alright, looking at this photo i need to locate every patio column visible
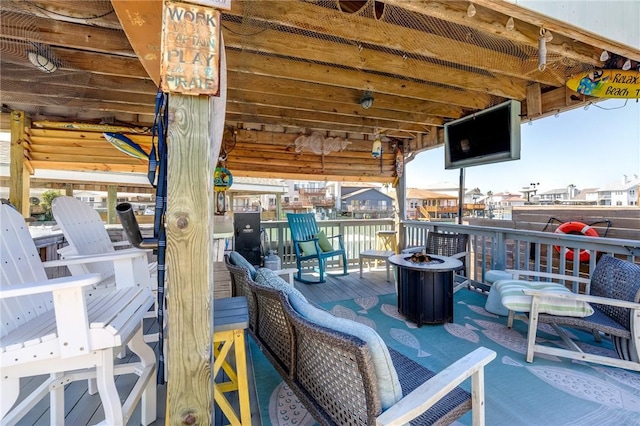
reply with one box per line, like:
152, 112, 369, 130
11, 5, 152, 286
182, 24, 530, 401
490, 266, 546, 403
164, 23, 226, 426
9, 111, 31, 217
395, 161, 407, 250
166, 93, 217, 424
107, 185, 117, 224
276, 193, 282, 220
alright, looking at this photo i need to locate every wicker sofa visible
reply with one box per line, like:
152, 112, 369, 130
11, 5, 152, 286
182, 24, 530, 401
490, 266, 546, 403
224, 253, 496, 425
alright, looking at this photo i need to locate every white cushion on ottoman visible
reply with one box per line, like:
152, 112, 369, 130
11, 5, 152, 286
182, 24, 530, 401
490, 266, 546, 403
494, 280, 594, 317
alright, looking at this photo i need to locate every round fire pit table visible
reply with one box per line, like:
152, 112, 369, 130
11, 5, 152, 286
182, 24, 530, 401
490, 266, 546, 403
389, 254, 463, 326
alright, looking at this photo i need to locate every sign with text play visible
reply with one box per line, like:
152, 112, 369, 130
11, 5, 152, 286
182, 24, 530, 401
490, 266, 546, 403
161, 1, 221, 95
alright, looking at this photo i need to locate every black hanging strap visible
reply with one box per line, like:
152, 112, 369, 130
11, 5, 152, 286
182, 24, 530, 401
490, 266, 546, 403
149, 89, 169, 384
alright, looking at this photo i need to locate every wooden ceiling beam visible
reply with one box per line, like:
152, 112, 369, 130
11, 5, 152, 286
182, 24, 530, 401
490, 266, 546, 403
383, 0, 602, 66
470, 0, 640, 62
11, 0, 122, 29
29, 161, 148, 173
1, 91, 156, 115
222, 20, 527, 100
228, 0, 568, 87
228, 72, 463, 118
0, 10, 135, 56
226, 104, 429, 135
226, 49, 491, 110
2, 79, 156, 105
29, 152, 145, 165
228, 89, 443, 127
48, 45, 149, 78
233, 168, 394, 184
0, 67, 158, 94
0, 177, 155, 194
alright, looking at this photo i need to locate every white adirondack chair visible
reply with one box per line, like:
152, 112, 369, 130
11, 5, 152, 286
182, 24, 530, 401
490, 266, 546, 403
52, 196, 157, 290
52, 196, 161, 340
0, 203, 157, 425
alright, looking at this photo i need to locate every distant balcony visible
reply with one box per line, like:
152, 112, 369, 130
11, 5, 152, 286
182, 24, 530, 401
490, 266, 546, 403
298, 187, 327, 196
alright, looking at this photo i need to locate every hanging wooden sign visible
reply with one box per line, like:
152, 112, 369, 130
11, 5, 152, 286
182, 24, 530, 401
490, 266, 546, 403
566, 69, 640, 99
160, 1, 221, 95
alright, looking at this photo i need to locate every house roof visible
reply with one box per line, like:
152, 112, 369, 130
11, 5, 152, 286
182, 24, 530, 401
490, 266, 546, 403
598, 177, 640, 191
407, 188, 457, 200
341, 187, 392, 201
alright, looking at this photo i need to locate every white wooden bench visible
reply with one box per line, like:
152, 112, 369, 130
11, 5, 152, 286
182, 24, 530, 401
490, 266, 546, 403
0, 203, 157, 425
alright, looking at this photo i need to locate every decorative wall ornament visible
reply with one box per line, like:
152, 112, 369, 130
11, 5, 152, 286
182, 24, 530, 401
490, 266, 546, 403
294, 132, 351, 155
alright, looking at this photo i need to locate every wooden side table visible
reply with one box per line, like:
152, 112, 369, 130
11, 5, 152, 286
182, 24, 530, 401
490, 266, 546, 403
376, 230, 397, 253
213, 296, 251, 425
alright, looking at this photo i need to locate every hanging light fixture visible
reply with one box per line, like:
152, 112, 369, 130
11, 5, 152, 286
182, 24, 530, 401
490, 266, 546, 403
359, 91, 374, 109
622, 58, 632, 70
600, 50, 610, 61
28, 51, 57, 73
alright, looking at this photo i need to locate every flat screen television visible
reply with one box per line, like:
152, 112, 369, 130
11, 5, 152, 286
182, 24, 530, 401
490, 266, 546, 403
444, 99, 521, 169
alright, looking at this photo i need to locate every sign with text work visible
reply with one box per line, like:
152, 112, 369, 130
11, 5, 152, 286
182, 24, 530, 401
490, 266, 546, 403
161, 1, 221, 95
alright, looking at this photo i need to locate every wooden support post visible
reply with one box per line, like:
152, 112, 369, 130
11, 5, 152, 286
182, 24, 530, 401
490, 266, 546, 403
166, 94, 216, 425
107, 185, 117, 224
65, 183, 73, 196
276, 193, 282, 220
395, 162, 407, 250
9, 111, 30, 217
526, 83, 542, 118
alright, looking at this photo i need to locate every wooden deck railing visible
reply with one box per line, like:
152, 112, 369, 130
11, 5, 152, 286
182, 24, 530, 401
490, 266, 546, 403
33, 218, 640, 286
401, 221, 640, 284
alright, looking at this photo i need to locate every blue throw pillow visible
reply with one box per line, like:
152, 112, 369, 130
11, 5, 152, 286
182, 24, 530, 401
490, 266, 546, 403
288, 292, 403, 410
229, 251, 257, 280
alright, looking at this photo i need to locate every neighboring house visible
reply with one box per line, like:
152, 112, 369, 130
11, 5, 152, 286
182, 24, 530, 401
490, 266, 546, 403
406, 188, 458, 220
279, 180, 338, 215
483, 191, 526, 220
486, 191, 527, 208
569, 188, 599, 205
596, 175, 639, 206
538, 185, 580, 204
341, 187, 394, 219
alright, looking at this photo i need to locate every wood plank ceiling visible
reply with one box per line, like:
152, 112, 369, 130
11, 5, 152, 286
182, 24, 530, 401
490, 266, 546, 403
1, 0, 637, 183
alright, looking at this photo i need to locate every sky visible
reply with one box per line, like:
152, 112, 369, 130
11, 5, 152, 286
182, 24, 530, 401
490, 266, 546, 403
406, 98, 640, 194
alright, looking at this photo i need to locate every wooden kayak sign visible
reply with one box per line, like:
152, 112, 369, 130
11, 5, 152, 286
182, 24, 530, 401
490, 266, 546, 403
566, 69, 640, 99
161, 1, 221, 95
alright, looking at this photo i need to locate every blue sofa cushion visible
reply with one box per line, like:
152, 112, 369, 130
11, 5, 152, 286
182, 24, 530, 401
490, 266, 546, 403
229, 251, 257, 280
288, 292, 403, 410
254, 268, 308, 302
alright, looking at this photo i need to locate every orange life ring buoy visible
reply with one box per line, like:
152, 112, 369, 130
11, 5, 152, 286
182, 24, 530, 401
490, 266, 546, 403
553, 221, 599, 262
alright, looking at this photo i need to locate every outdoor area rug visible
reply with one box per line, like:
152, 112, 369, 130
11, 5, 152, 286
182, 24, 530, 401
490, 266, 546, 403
249, 289, 640, 426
